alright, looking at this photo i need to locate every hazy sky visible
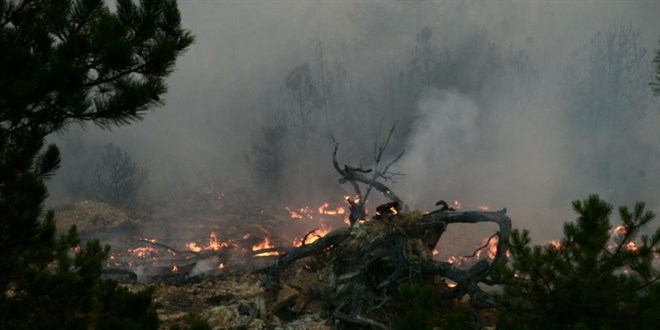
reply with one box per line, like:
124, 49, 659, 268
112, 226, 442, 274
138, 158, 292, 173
49, 0, 660, 242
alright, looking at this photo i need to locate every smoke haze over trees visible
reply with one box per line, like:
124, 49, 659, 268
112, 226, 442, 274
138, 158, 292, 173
48, 0, 660, 242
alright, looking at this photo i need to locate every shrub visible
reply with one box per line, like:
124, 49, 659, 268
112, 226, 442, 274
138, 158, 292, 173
2, 224, 158, 329
394, 283, 474, 330
93, 143, 149, 210
496, 194, 660, 329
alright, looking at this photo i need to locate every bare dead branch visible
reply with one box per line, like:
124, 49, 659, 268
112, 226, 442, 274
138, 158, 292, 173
379, 149, 405, 181
259, 228, 350, 290
417, 209, 512, 265
331, 126, 406, 223
301, 227, 320, 246
462, 232, 499, 259
363, 125, 405, 205
331, 138, 363, 198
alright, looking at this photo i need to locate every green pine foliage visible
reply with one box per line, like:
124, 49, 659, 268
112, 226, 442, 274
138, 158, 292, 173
98, 281, 159, 330
394, 283, 474, 330
395, 283, 441, 330
495, 195, 660, 329
0, 0, 193, 328
4, 225, 159, 329
0, 0, 194, 133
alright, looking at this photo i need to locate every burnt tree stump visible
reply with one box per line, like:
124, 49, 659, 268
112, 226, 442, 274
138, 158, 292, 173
260, 128, 513, 328
260, 208, 511, 328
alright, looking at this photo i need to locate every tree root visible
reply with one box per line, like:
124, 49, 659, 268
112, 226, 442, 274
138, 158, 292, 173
258, 208, 512, 327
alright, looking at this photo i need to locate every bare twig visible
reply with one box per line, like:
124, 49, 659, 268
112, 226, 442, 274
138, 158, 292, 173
461, 232, 499, 259
330, 126, 406, 226
301, 228, 320, 246
364, 125, 405, 204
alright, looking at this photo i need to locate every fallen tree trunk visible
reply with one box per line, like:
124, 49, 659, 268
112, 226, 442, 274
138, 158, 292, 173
260, 227, 349, 291
259, 208, 512, 328
258, 129, 513, 327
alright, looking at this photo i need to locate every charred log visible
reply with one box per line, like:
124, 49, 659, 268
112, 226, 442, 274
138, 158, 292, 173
417, 208, 511, 265
259, 208, 512, 327
259, 227, 350, 291
254, 130, 515, 327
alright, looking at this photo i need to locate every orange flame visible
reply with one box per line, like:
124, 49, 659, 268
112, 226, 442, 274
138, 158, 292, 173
252, 236, 278, 257
318, 202, 346, 215
128, 246, 159, 258
292, 227, 331, 247
447, 256, 468, 265
488, 239, 498, 259
343, 217, 351, 226
612, 225, 627, 236
186, 242, 202, 252
547, 240, 562, 250
609, 225, 639, 253
285, 207, 303, 219
318, 202, 330, 214
345, 195, 361, 204
186, 232, 231, 252
207, 232, 230, 250
172, 264, 178, 273
475, 237, 498, 260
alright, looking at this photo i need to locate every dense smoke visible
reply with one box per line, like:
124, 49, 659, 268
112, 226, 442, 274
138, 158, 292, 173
48, 0, 659, 242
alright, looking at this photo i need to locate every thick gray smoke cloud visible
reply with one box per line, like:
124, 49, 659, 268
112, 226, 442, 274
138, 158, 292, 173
398, 89, 482, 203
48, 0, 659, 242
398, 83, 572, 241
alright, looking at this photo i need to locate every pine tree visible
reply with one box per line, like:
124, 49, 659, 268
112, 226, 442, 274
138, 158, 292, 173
0, 0, 193, 328
495, 195, 660, 329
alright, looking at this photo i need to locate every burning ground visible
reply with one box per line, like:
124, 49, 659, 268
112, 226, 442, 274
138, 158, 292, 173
53, 197, 338, 328
54, 189, 512, 328
52, 184, 658, 330
54, 195, 348, 283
